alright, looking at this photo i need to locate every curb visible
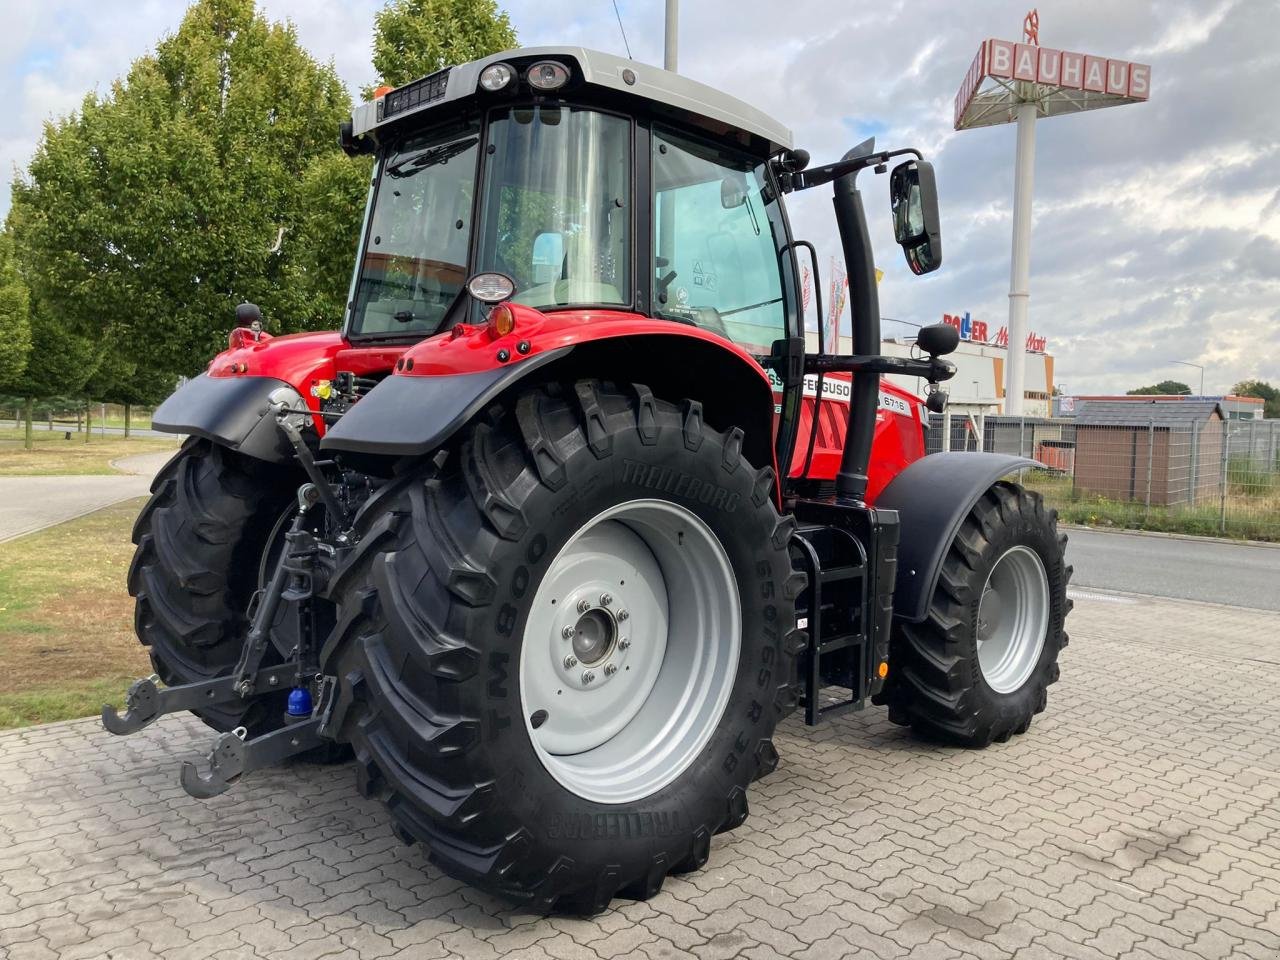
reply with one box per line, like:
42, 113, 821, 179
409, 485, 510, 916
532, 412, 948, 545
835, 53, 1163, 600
1060, 522, 1279, 550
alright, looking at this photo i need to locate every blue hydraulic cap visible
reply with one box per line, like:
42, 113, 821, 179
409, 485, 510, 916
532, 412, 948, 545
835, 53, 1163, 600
287, 686, 313, 717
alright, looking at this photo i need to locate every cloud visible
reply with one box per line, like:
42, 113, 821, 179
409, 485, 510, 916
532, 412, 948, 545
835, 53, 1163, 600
0, 0, 1276, 394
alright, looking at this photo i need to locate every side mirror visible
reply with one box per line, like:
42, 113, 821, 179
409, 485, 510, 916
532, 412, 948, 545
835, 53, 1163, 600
531, 232, 565, 285
889, 160, 942, 275
917, 322, 959, 357
720, 176, 748, 209
235, 302, 262, 328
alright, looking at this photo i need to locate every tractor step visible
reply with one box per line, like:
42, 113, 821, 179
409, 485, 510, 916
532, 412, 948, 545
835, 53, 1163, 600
101, 667, 293, 736
791, 502, 900, 726
791, 524, 869, 725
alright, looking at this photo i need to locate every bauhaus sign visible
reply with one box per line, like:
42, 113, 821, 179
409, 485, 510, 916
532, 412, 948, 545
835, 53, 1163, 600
955, 38, 1151, 129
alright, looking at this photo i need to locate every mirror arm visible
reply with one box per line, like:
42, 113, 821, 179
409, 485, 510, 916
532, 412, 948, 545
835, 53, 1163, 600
783, 147, 922, 193
806, 353, 957, 384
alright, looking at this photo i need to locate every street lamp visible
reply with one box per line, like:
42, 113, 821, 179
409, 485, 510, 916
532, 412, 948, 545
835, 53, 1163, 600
1169, 360, 1205, 397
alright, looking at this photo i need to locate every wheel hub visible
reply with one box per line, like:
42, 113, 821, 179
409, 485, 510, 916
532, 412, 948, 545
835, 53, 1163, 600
571, 607, 616, 664
551, 589, 637, 691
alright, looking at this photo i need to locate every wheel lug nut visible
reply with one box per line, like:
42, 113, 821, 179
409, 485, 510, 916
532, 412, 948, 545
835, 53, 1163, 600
599, 593, 612, 606
561, 626, 574, 639
619, 638, 630, 650
577, 598, 592, 613
617, 609, 629, 621
564, 655, 578, 669
581, 671, 596, 684
604, 664, 617, 677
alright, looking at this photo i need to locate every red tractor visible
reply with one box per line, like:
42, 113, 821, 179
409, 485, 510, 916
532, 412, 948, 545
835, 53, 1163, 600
105, 47, 1071, 913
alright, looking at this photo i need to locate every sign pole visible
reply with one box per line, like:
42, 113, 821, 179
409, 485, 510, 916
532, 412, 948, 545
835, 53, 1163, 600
1005, 99, 1037, 415
664, 0, 678, 71
953, 12, 1150, 415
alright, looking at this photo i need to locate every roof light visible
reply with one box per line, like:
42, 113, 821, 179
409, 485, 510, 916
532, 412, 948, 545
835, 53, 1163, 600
479, 62, 515, 92
527, 60, 570, 92
372, 84, 394, 99
467, 272, 516, 304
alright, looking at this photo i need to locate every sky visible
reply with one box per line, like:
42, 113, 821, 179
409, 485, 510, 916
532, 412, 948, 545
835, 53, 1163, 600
1, 0, 1277, 396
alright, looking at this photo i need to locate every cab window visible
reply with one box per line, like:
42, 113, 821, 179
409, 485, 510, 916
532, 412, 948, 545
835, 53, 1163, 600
476, 105, 631, 310
350, 121, 480, 337
652, 128, 790, 355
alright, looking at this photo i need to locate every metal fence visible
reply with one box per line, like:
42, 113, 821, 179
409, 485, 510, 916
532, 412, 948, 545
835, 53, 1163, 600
925, 413, 1280, 541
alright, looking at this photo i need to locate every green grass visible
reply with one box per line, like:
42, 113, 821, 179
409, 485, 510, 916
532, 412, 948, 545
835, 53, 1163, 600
0, 428, 177, 475
0, 499, 152, 730
1228, 455, 1278, 497
0, 677, 141, 731
1019, 468, 1280, 542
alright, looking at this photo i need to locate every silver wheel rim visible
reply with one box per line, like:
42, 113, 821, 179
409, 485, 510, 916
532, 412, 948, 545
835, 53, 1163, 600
977, 545, 1050, 694
520, 499, 740, 804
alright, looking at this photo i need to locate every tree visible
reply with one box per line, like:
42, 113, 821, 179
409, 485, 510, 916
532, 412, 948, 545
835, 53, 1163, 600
83, 343, 176, 438
2, 193, 100, 448
1127, 380, 1191, 396
371, 0, 517, 89
1232, 380, 1280, 419
7, 0, 354, 382
1, 302, 98, 449
0, 231, 32, 389
291, 152, 374, 324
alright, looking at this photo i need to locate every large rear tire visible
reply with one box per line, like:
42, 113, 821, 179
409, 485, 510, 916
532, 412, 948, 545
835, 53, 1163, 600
128, 439, 298, 734
886, 482, 1071, 747
323, 381, 804, 912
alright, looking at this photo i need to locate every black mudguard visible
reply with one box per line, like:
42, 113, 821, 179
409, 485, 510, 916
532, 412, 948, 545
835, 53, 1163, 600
876, 452, 1040, 623
320, 348, 570, 457
152, 373, 298, 463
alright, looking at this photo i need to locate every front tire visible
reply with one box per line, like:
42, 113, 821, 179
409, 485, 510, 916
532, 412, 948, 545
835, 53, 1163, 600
886, 482, 1071, 747
323, 381, 804, 912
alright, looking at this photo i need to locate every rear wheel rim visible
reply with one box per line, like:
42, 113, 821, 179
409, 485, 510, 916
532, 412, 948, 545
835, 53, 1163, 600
976, 544, 1050, 694
520, 499, 740, 804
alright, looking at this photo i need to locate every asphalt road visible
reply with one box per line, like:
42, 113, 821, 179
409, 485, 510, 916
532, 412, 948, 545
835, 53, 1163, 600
6, 420, 167, 438
1065, 525, 1280, 611
0, 450, 173, 542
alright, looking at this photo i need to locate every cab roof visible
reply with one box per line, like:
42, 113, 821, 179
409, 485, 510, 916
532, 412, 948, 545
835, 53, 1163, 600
350, 46, 793, 154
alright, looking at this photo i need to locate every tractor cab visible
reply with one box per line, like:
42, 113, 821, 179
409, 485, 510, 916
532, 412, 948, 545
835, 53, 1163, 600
340, 48, 797, 357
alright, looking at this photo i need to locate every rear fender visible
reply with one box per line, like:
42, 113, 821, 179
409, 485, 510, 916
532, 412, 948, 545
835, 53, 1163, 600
321, 326, 780, 491
151, 374, 304, 464
875, 453, 1039, 623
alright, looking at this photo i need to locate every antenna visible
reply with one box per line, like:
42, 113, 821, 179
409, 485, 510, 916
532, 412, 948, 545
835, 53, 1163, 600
610, 0, 633, 59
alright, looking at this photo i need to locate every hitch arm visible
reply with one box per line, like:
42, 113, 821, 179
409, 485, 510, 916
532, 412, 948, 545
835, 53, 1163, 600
180, 717, 325, 798
101, 666, 293, 736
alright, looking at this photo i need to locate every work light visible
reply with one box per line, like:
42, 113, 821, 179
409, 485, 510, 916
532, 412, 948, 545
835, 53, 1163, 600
527, 61, 570, 91
467, 272, 516, 304
479, 62, 515, 92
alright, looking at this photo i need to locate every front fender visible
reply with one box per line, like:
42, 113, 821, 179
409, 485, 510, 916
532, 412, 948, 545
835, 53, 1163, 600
875, 453, 1039, 623
152, 374, 302, 463
320, 348, 572, 457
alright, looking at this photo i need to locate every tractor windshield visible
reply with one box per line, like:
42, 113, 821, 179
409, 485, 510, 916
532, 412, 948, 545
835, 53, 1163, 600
348, 120, 481, 336
476, 105, 631, 310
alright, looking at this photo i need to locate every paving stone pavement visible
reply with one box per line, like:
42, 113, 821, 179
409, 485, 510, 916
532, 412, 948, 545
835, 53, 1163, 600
1, 588, 1278, 960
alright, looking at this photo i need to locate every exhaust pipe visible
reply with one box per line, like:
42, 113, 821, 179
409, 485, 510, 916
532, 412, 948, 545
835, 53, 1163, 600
830, 143, 881, 504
